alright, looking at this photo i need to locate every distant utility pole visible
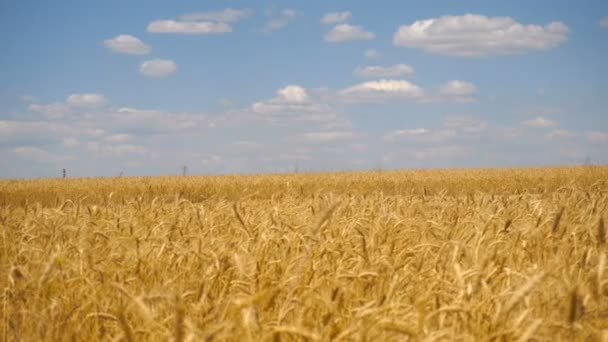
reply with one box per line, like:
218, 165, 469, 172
62, 168, 66, 179
182, 165, 188, 177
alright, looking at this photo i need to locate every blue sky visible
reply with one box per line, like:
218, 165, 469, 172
1, 1, 607, 178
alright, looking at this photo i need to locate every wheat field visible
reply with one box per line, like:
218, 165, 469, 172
1, 166, 608, 341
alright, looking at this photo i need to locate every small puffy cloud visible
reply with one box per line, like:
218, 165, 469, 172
140, 59, 177, 78
277, 85, 309, 103
299, 131, 355, 143
522, 116, 557, 128
264, 9, 296, 32
105, 134, 132, 143
364, 49, 381, 59
354, 64, 414, 78
321, 11, 351, 25
343, 79, 420, 93
252, 85, 322, 115
600, 17, 608, 28
340, 79, 423, 103
325, 24, 375, 42
384, 128, 429, 141
587, 131, 608, 143
439, 80, 477, 96
443, 115, 487, 133
66, 93, 107, 107
180, 8, 251, 22
393, 14, 569, 56
148, 20, 231, 34
148, 8, 250, 34
547, 129, 576, 139
251, 85, 349, 128
104, 35, 150, 55
252, 85, 313, 115
438, 80, 478, 103
384, 128, 456, 143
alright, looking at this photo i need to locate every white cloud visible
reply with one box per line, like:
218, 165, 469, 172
13, 146, 70, 163
439, 80, 478, 96
63, 137, 79, 148
87, 128, 106, 137
86, 142, 150, 157
104, 35, 150, 55
393, 14, 569, 56
325, 24, 375, 42
105, 134, 132, 143
250, 85, 350, 128
252, 85, 325, 115
277, 85, 309, 103
140, 59, 177, 78
180, 8, 251, 22
443, 115, 487, 133
264, 9, 296, 32
28, 102, 68, 119
321, 11, 352, 25
385, 115, 486, 143
340, 79, 423, 103
10, 96, 217, 153
28, 93, 106, 119
438, 80, 478, 102
414, 145, 470, 160
587, 131, 608, 143
112, 107, 211, 133
384, 128, 456, 143
364, 49, 381, 59
384, 128, 429, 141
0, 120, 68, 143
252, 85, 314, 115
354, 64, 414, 78
148, 8, 251, 34
547, 129, 576, 139
343, 79, 420, 93
66, 93, 107, 107
14, 146, 51, 160
100, 144, 149, 157
500, 127, 524, 140
200, 154, 223, 165
522, 117, 557, 128
148, 20, 231, 34
600, 17, 608, 28
300, 131, 355, 143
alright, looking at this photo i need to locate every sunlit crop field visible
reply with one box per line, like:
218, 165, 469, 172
2, 166, 608, 341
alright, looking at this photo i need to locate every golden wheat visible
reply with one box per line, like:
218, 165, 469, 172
1, 166, 607, 341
